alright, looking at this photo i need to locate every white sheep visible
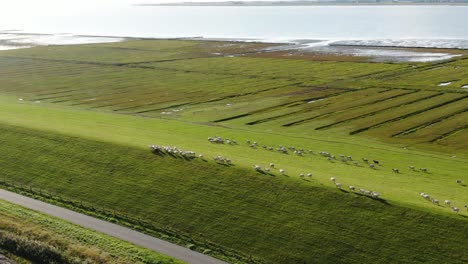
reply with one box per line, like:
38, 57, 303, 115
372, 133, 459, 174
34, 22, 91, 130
330, 177, 336, 182
348, 186, 355, 191
279, 169, 285, 174
335, 182, 342, 188
444, 200, 451, 206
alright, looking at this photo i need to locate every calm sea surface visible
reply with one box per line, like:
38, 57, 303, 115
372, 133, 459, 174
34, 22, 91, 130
1, 5, 468, 48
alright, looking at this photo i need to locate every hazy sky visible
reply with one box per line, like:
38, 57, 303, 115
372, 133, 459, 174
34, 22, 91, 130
1, 0, 227, 15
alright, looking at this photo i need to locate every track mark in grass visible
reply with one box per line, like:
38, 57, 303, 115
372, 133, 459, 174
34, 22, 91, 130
429, 124, 468, 143
350, 95, 468, 135
316, 92, 443, 130
392, 107, 468, 138
35, 89, 78, 97
31, 94, 78, 101
213, 114, 250, 123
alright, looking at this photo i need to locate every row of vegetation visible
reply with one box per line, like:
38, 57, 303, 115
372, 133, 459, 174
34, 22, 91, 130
0, 200, 183, 264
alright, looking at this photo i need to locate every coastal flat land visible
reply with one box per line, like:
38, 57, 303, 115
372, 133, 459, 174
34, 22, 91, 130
0, 39, 466, 263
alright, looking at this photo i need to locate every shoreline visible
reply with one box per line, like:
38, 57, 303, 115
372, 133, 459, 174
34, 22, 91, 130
0, 32, 466, 62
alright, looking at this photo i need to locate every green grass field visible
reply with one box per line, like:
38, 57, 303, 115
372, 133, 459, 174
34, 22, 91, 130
0, 200, 183, 264
0, 40, 467, 263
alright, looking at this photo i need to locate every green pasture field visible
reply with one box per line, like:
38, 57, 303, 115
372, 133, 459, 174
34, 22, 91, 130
0, 109, 466, 263
0, 40, 466, 149
0, 200, 183, 264
0, 39, 272, 64
0, 40, 467, 263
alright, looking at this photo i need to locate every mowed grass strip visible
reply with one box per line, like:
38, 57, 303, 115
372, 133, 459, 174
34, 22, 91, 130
348, 93, 467, 135
276, 88, 410, 127
369, 97, 468, 140
0, 123, 467, 264
406, 111, 468, 147
315, 91, 441, 130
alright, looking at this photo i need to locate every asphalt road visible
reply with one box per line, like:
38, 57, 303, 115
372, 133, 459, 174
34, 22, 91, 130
0, 189, 228, 264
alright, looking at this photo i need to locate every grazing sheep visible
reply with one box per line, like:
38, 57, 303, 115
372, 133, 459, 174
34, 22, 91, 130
359, 188, 365, 194
307, 173, 312, 177
371, 192, 379, 198
420, 168, 428, 173
420, 193, 430, 200
451, 207, 460, 213
309, 150, 314, 154
330, 177, 336, 182
348, 186, 355, 191
373, 160, 379, 165
299, 173, 304, 177
254, 165, 262, 171
198, 154, 203, 159
362, 158, 369, 163
352, 161, 359, 166
456, 179, 462, 184
269, 163, 275, 168
264, 168, 270, 172
409, 165, 415, 171
431, 199, 439, 205
279, 169, 285, 174
335, 182, 342, 188
208, 136, 224, 144
369, 164, 376, 169
465, 205, 468, 211
392, 168, 400, 173
444, 200, 451, 206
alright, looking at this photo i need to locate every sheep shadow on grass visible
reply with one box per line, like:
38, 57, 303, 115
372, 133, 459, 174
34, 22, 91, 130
340, 189, 390, 205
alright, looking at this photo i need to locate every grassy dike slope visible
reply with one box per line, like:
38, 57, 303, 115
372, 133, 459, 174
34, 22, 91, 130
0, 200, 183, 264
0, 98, 467, 263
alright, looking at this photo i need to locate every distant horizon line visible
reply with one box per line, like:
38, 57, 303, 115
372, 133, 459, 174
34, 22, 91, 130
136, 0, 468, 6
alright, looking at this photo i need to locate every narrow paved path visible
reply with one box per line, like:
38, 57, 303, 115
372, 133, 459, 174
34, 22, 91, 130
0, 189, 228, 264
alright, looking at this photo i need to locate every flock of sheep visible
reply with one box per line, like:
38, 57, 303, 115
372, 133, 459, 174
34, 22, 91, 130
148, 135, 466, 214
419, 192, 466, 213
